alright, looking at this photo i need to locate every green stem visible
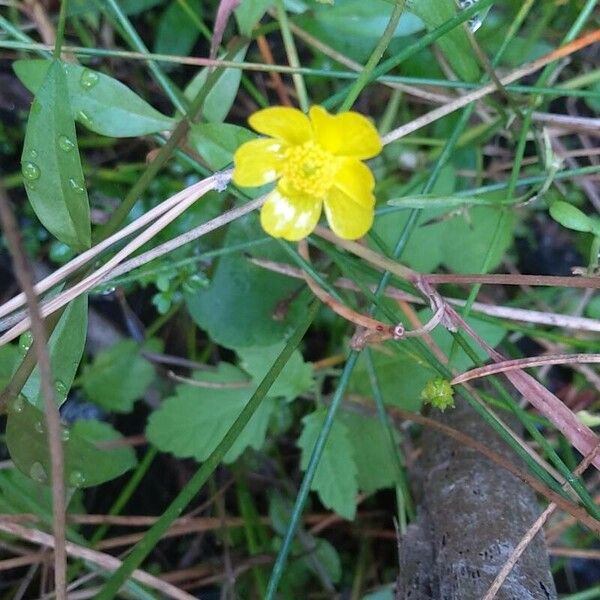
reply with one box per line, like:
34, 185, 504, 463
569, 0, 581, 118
275, 0, 308, 111
95, 301, 319, 600
53, 0, 69, 60
339, 0, 406, 111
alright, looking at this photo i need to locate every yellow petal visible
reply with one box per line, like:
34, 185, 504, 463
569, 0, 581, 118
249, 107, 312, 145
332, 158, 375, 205
323, 186, 374, 240
233, 138, 285, 187
260, 183, 322, 241
309, 105, 382, 159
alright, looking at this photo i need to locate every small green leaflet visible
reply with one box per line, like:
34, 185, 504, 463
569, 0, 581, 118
19, 295, 88, 409
550, 200, 599, 235
81, 339, 155, 413
298, 409, 358, 520
146, 363, 276, 463
6, 399, 136, 488
154, 0, 202, 60
14, 59, 175, 137
21, 61, 90, 249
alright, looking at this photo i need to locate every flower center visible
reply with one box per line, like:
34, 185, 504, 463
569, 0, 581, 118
281, 140, 335, 197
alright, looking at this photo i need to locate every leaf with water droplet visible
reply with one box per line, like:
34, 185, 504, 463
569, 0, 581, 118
20, 60, 90, 249
6, 400, 137, 488
14, 60, 175, 137
58, 135, 75, 152
18, 331, 33, 355
19, 295, 87, 409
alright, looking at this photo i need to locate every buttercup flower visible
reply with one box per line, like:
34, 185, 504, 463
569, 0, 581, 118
233, 106, 382, 241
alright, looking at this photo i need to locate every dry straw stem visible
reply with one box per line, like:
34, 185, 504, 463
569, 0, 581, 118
249, 257, 600, 334
382, 27, 600, 144
480, 441, 600, 600
0, 187, 67, 600
453, 354, 600, 385
0, 521, 196, 600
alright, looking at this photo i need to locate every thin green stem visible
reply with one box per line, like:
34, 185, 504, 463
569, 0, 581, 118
275, 0, 308, 111
95, 301, 319, 600
339, 0, 406, 111
53, 0, 69, 60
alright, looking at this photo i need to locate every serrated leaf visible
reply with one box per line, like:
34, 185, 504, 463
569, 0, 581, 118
6, 400, 136, 488
81, 340, 155, 413
298, 409, 358, 520
340, 412, 400, 493
146, 363, 275, 463
184, 45, 247, 122
20, 295, 88, 409
186, 215, 305, 349
155, 0, 202, 60
20, 61, 90, 249
14, 59, 175, 137
408, 0, 480, 81
549, 201, 596, 234
237, 342, 313, 401
189, 122, 256, 170
234, 0, 273, 35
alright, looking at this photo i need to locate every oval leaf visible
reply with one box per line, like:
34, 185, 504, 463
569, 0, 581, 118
21, 60, 90, 249
549, 200, 595, 234
14, 59, 175, 137
18, 295, 88, 409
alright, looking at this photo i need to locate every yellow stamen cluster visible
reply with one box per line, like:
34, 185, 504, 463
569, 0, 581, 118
281, 140, 335, 197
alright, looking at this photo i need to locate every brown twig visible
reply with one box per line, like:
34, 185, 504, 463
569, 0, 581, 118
0, 186, 67, 599
256, 35, 292, 106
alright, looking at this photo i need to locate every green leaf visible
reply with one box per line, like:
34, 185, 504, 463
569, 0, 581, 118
20, 61, 90, 249
14, 59, 175, 137
549, 200, 596, 234
81, 340, 155, 413
237, 342, 313, 401
340, 412, 400, 493
408, 0, 480, 81
350, 347, 435, 412
0, 344, 20, 390
154, 0, 202, 59
146, 363, 276, 463
189, 122, 256, 170
183, 45, 247, 122
6, 400, 136, 488
186, 216, 305, 348
298, 409, 358, 520
234, 0, 273, 35
20, 295, 88, 409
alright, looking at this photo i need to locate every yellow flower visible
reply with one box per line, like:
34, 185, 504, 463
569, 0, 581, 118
233, 106, 382, 241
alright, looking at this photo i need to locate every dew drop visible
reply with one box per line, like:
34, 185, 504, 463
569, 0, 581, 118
58, 135, 75, 152
22, 161, 41, 181
34, 420, 45, 434
29, 149, 38, 159
68, 178, 85, 194
77, 110, 93, 127
79, 69, 99, 90
10, 394, 26, 414
30, 462, 47, 483
54, 380, 68, 402
61, 429, 71, 442
19, 331, 33, 354
69, 470, 86, 488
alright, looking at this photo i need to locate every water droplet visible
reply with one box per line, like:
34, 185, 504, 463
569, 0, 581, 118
79, 69, 99, 90
77, 110, 93, 127
69, 470, 85, 488
68, 178, 85, 194
58, 135, 75, 152
54, 380, 68, 402
19, 331, 33, 354
30, 462, 47, 483
10, 394, 26, 414
34, 420, 45, 434
22, 161, 40, 181
61, 429, 70, 442
29, 149, 38, 159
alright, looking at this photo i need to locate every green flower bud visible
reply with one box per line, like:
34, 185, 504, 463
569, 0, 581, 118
421, 377, 455, 411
